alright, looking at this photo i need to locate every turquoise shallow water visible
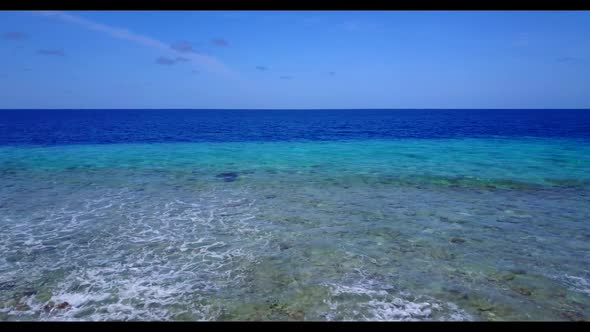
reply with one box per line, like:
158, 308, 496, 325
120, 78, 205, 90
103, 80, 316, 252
1, 137, 590, 320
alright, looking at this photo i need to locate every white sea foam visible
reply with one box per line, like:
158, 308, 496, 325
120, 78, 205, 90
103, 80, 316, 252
562, 275, 590, 295
0, 185, 267, 320
323, 283, 472, 321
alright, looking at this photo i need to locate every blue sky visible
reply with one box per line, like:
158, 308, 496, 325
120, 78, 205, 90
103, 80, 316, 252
0, 10, 589, 109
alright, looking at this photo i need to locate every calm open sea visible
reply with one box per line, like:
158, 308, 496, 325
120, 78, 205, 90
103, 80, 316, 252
1, 109, 589, 321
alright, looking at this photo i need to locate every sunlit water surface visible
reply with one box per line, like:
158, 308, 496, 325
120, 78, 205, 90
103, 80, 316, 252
1, 110, 589, 321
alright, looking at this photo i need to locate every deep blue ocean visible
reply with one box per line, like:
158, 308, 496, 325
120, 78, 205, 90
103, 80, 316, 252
2, 109, 590, 145
1, 109, 589, 321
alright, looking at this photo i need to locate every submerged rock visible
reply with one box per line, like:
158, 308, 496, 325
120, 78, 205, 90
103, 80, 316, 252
470, 297, 495, 312
15, 302, 30, 311
496, 218, 519, 224
56, 301, 70, 309
514, 286, 533, 296
22, 288, 37, 297
37, 290, 52, 303
286, 308, 305, 320
0, 281, 16, 291
544, 178, 584, 188
500, 273, 516, 282
429, 247, 456, 260
443, 286, 469, 300
561, 310, 586, 321
477, 304, 494, 312
486, 271, 517, 283
43, 301, 55, 312
508, 268, 527, 275
450, 237, 466, 244
216, 172, 239, 182
173, 312, 195, 320
279, 242, 291, 251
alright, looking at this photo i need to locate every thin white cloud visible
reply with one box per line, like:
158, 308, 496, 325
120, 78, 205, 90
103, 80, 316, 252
2, 31, 28, 40
211, 38, 229, 47
155, 56, 176, 65
219, 12, 250, 20
301, 16, 323, 28
556, 56, 585, 64
341, 20, 382, 32
37, 48, 65, 56
32, 11, 234, 76
171, 41, 195, 53
513, 33, 530, 48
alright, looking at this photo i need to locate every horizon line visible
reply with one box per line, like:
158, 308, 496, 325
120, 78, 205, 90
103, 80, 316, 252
1, 108, 590, 111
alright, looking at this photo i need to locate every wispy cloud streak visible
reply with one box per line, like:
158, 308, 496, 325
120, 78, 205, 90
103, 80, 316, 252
154, 56, 191, 65
37, 49, 65, 56
556, 56, 585, 64
156, 56, 176, 65
2, 31, 28, 40
33, 11, 233, 76
170, 41, 195, 53
211, 38, 229, 47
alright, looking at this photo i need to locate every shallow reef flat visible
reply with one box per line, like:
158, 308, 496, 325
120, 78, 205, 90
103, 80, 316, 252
1, 138, 589, 321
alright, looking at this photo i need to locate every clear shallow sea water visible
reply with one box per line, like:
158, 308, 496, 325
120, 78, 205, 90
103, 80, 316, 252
1, 109, 590, 321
